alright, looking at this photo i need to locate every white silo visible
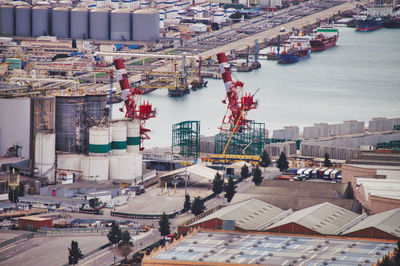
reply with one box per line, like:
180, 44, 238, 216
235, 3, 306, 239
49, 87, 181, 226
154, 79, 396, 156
70, 8, 89, 39
159, 9, 165, 28
81, 156, 109, 181
52, 7, 70, 38
15, 6, 32, 36
57, 153, 83, 171
89, 126, 110, 156
35, 132, 56, 183
109, 153, 142, 181
32, 6, 50, 37
132, 9, 159, 41
90, 8, 110, 40
111, 121, 127, 155
0, 5, 15, 36
127, 120, 140, 153
110, 9, 131, 41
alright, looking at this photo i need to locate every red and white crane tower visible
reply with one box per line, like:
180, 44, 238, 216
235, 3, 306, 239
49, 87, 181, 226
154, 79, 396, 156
113, 58, 156, 150
217, 52, 257, 135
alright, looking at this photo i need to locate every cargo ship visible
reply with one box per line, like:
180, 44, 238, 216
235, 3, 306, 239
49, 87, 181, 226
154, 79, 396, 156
278, 35, 311, 64
309, 25, 339, 52
355, 14, 384, 31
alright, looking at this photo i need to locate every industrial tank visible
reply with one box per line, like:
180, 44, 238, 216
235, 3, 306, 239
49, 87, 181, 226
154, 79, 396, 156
110, 9, 131, 41
70, 8, 89, 39
0, 5, 15, 36
109, 153, 142, 181
85, 94, 107, 121
127, 120, 140, 153
32, 6, 50, 37
52, 7, 69, 38
15, 6, 32, 36
35, 132, 56, 182
89, 126, 110, 156
132, 9, 160, 41
55, 96, 86, 153
111, 122, 127, 155
89, 9, 110, 40
81, 156, 109, 181
57, 154, 83, 171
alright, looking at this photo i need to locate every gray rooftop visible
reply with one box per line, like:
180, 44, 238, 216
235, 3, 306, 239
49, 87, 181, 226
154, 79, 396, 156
189, 199, 292, 231
265, 202, 361, 235
342, 208, 400, 238
148, 230, 396, 265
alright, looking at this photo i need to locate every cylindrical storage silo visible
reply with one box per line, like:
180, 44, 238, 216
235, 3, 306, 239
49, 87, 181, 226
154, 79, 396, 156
159, 9, 165, 29
127, 120, 140, 153
110, 9, 131, 41
70, 8, 89, 39
32, 6, 50, 37
35, 132, 56, 182
89, 9, 110, 40
15, 6, 32, 36
89, 126, 110, 156
24, 184, 30, 195
132, 9, 159, 41
57, 154, 83, 171
109, 153, 142, 181
85, 94, 107, 121
56, 96, 86, 153
111, 122, 127, 155
34, 180, 41, 193
81, 156, 109, 181
0, 5, 15, 36
52, 7, 70, 38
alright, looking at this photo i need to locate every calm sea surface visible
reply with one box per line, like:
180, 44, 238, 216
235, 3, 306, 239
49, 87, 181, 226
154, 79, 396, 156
113, 27, 400, 148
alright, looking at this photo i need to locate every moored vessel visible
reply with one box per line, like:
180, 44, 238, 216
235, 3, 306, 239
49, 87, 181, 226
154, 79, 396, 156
310, 25, 339, 52
278, 35, 311, 64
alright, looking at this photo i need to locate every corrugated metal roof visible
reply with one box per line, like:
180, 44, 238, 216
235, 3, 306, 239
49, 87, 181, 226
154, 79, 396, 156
189, 199, 290, 231
342, 208, 400, 238
265, 202, 361, 235
356, 178, 400, 200
149, 231, 396, 265
160, 164, 221, 181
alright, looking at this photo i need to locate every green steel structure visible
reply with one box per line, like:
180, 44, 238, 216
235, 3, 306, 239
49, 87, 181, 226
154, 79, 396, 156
172, 121, 200, 158
214, 121, 265, 155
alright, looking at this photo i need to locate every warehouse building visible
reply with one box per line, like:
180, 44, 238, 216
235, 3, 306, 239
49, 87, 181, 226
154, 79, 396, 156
18, 216, 52, 231
143, 229, 397, 266
342, 208, 400, 240
181, 199, 292, 233
265, 202, 365, 235
40, 182, 121, 198
264, 141, 297, 158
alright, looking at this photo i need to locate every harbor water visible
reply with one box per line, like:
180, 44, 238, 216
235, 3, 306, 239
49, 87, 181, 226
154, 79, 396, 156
113, 27, 400, 148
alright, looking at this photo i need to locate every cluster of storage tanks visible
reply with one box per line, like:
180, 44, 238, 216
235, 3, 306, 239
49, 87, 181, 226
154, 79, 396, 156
0, 5, 159, 41
31, 95, 143, 183
56, 120, 143, 182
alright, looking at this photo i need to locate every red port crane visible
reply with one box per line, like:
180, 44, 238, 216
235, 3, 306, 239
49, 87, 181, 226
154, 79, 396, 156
113, 58, 156, 149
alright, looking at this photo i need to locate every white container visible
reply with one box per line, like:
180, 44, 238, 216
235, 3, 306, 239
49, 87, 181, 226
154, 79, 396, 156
81, 156, 109, 181
111, 122, 127, 155
35, 132, 56, 182
127, 120, 140, 153
89, 126, 110, 156
109, 154, 142, 181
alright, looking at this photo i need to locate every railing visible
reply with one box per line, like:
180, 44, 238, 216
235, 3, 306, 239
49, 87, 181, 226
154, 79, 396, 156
0, 232, 35, 248
111, 211, 180, 220
38, 227, 138, 234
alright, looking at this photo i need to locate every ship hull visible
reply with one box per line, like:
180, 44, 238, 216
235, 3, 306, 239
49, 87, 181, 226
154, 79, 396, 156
278, 49, 311, 64
310, 37, 338, 52
355, 18, 384, 31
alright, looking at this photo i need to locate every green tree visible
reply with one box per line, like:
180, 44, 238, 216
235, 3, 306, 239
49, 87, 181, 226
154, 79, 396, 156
252, 165, 263, 186
260, 150, 272, 167
277, 152, 289, 172
380, 255, 392, 266
118, 244, 132, 264
158, 212, 171, 238
224, 178, 236, 203
394, 240, 400, 265
183, 194, 191, 212
119, 230, 133, 247
212, 172, 224, 196
107, 222, 122, 246
72, 39, 77, 49
191, 196, 205, 216
240, 164, 250, 181
68, 240, 83, 265
89, 197, 101, 210
323, 153, 332, 167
